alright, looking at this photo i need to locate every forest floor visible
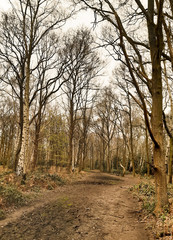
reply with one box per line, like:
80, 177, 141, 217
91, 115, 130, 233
0, 170, 156, 240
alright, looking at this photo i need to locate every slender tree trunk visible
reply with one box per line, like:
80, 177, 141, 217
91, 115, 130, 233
78, 140, 82, 172
102, 139, 106, 172
123, 144, 126, 169
14, 126, 22, 171
14, 91, 23, 171
107, 141, 111, 172
32, 123, 41, 170
99, 146, 102, 171
145, 126, 150, 176
168, 138, 173, 184
128, 93, 135, 177
17, 64, 30, 176
68, 100, 74, 172
82, 135, 87, 170
79, 137, 87, 172
116, 145, 119, 170
90, 143, 94, 170
69, 133, 73, 172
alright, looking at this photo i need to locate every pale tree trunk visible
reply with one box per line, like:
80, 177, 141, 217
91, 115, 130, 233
13, 124, 21, 170
17, 64, 30, 176
14, 90, 24, 171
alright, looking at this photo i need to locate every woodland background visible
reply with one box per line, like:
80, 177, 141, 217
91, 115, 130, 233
0, 0, 173, 214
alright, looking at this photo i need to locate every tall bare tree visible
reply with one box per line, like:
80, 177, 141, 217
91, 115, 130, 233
94, 87, 118, 172
78, 0, 168, 212
0, 0, 73, 176
60, 28, 101, 172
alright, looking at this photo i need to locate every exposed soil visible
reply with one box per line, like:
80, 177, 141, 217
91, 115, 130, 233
0, 171, 154, 240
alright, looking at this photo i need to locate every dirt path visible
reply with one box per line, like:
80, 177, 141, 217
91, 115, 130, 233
0, 171, 153, 240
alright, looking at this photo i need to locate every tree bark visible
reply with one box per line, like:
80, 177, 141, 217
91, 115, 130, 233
127, 88, 135, 177
168, 138, 173, 184
145, 126, 150, 176
148, 0, 168, 212
17, 64, 30, 176
14, 88, 24, 171
68, 100, 74, 172
107, 141, 111, 172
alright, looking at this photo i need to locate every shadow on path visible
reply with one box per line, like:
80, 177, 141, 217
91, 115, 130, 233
0, 171, 152, 240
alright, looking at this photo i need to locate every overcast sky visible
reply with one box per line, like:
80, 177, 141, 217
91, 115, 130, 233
0, 0, 11, 11
0, 0, 95, 28
0, 0, 125, 86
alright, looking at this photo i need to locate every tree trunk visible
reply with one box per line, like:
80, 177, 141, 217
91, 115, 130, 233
152, 52, 168, 212
147, 0, 168, 213
163, 61, 173, 184
145, 126, 150, 176
90, 143, 94, 170
128, 92, 135, 177
168, 138, 173, 184
14, 90, 24, 171
17, 64, 30, 176
32, 123, 41, 170
122, 144, 126, 169
14, 126, 22, 171
107, 141, 111, 172
68, 100, 74, 172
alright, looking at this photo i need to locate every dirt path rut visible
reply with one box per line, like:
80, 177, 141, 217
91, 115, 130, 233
0, 171, 152, 240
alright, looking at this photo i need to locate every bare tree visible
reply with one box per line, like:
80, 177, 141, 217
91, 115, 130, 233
93, 87, 118, 172
60, 28, 101, 172
78, 0, 168, 212
0, 0, 73, 176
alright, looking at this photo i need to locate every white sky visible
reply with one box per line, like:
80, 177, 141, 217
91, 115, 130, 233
0, 0, 148, 13
0, 0, 11, 11
0, 0, 96, 32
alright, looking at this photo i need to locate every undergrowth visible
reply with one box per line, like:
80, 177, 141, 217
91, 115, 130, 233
0, 209, 5, 220
25, 172, 66, 192
132, 182, 156, 214
0, 184, 28, 220
132, 181, 173, 238
0, 170, 67, 220
0, 185, 27, 207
